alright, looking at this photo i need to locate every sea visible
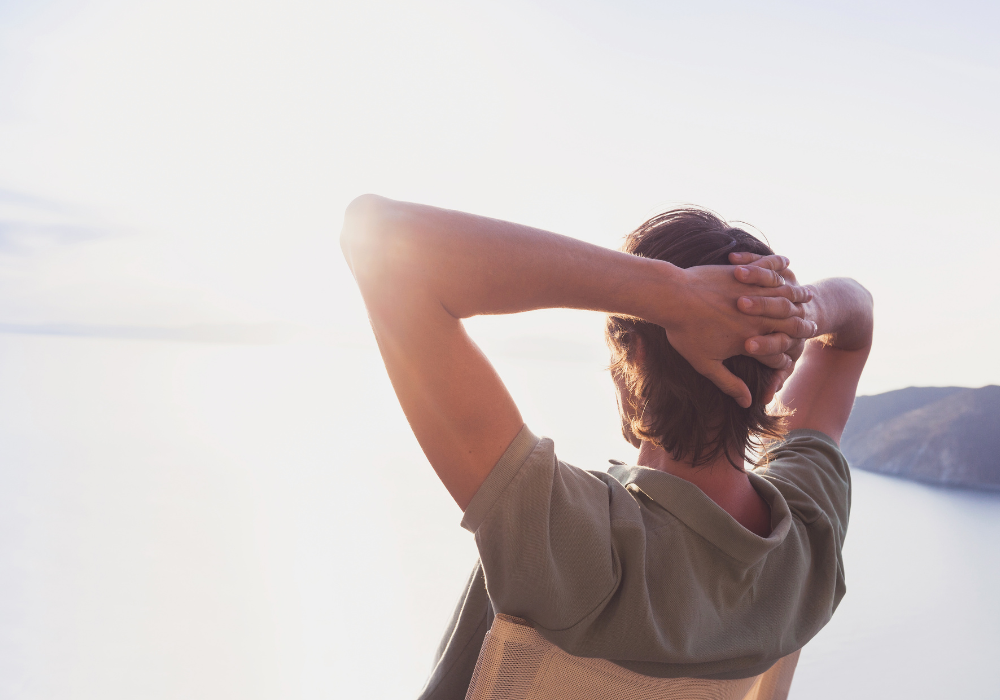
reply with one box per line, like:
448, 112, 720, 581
1, 331, 998, 699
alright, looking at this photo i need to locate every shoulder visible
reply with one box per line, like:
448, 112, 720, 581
462, 426, 642, 534
753, 428, 851, 538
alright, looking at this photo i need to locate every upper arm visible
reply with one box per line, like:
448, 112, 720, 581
340, 196, 524, 510
776, 339, 872, 444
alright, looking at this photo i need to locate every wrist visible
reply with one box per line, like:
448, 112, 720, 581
803, 279, 874, 350
630, 258, 685, 326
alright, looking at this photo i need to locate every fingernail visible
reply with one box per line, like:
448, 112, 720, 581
739, 296, 752, 309
737, 266, 748, 278
747, 340, 759, 353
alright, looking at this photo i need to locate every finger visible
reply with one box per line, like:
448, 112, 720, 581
785, 284, 812, 303
772, 365, 793, 395
784, 336, 806, 362
747, 254, 790, 271
753, 352, 793, 370
779, 266, 799, 285
741, 283, 812, 303
700, 361, 752, 408
765, 316, 818, 339
738, 295, 799, 319
745, 333, 796, 356
762, 371, 785, 406
734, 265, 785, 288
775, 368, 791, 393
728, 251, 763, 264
772, 280, 812, 303
728, 252, 791, 271
763, 377, 780, 406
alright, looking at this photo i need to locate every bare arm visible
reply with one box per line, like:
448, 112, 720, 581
743, 276, 874, 444
341, 195, 814, 507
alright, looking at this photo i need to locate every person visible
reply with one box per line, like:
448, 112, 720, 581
339, 196, 873, 698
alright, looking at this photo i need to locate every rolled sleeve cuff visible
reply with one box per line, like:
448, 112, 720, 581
783, 428, 839, 449
461, 424, 540, 533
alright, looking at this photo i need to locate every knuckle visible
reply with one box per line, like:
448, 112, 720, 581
760, 354, 778, 367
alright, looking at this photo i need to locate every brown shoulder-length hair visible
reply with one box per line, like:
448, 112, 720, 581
605, 208, 787, 469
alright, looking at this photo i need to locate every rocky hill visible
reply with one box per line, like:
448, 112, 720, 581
841, 385, 1000, 490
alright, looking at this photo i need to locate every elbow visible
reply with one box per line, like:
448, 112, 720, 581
854, 279, 876, 349
858, 280, 874, 309
857, 278, 874, 318
340, 194, 402, 292
340, 193, 386, 272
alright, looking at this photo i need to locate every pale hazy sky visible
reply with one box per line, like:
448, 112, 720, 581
1, 0, 998, 394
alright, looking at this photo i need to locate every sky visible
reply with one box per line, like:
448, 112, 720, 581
0, 0, 999, 394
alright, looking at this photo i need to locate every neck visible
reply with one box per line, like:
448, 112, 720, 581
636, 440, 743, 481
636, 441, 772, 536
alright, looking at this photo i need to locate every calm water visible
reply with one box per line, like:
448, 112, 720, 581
1, 332, 998, 699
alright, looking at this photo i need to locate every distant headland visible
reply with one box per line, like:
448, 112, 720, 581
840, 385, 1000, 491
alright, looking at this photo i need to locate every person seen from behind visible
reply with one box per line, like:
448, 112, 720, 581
340, 196, 874, 698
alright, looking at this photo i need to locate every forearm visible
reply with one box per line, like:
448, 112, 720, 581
343, 195, 817, 413
777, 277, 873, 441
340, 194, 674, 321
805, 278, 874, 351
